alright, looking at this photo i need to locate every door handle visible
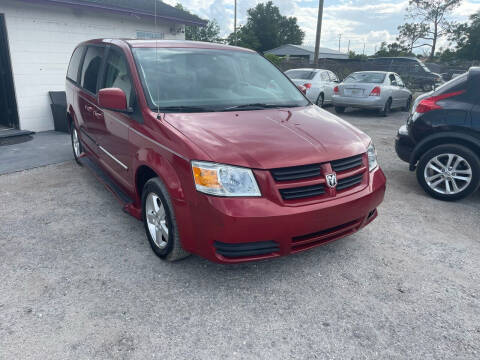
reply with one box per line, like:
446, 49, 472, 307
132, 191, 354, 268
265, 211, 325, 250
93, 111, 104, 120
84, 105, 94, 113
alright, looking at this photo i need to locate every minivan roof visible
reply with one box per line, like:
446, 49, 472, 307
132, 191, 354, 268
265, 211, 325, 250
79, 39, 255, 53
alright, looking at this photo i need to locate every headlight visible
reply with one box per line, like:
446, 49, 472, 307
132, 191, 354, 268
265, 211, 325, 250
367, 142, 378, 172
191, 161, 261, 197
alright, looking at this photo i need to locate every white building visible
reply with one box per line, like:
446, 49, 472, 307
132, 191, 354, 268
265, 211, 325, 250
265, 44, 348, 62
0, 0, 205, 133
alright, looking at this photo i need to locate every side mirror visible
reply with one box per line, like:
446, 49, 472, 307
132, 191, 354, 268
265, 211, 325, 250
297, 85, 307, 95
98, 88, 128, 112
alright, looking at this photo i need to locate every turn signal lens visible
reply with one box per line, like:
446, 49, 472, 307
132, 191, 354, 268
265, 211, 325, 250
334, 86, 339, 93
303, 83, 312, 89
192, 166, 221, 188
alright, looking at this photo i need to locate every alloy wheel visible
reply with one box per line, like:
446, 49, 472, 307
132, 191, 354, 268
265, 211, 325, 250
424, 153, 472, 195
72, 128, 81, 158
145, 192, 169, 249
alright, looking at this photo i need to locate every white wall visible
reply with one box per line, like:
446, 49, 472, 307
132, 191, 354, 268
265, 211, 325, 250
0, 0, 185, 132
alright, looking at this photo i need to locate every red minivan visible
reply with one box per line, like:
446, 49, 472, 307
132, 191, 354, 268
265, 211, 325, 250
66, 39, 386, 263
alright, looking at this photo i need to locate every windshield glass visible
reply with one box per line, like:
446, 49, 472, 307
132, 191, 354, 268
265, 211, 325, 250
132, 48, 309, 111
344, 72, 386, 84
285, 70, 316, 80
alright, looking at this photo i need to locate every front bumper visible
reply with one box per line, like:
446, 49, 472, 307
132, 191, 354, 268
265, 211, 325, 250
332, 95, 385, 110
395, 124, 415, 164
181, 167, 386, 263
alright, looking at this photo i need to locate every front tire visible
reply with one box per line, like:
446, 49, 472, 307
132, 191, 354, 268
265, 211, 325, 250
335, 106, 345, 114
71, 123, 83, 165
142, 177, 190, 261
416, 144, 480, 201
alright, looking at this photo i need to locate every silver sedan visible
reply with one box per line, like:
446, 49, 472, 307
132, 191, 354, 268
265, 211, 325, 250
285, 68, 339, 107
332, 71, 412, 116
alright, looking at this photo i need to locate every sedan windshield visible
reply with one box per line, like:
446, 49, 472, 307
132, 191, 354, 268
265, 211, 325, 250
285, 70, 316, 80
344, 72, 386, 84
132, 48, 309, 112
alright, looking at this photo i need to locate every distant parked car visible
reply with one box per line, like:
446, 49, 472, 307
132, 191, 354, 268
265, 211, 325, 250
285, 68, 339, 106
395, 67, 480, 201
368, 57, 442, 91
332, 71, 412, 116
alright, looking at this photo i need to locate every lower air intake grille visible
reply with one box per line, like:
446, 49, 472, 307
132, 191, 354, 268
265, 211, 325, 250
331, 154, 363, 172
214, 240, 279, 258
270, 164, 321, 181
279, 184, 325, 200
337, 173, 364, 190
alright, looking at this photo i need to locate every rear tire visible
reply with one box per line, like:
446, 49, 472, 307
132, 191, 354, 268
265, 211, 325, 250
380, 98, 392, 117
142, 177, 190, 261
335, 106, 345, 114
416, 144, 480, 201
316, 93, 324, 107
403, 96, 412, 112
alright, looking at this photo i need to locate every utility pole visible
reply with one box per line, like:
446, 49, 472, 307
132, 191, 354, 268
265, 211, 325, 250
363, 41, 366, 55
338, 33, 342, 52
313, 0, 324, 66
347, 39, 350, 53
234, 0, 237, 45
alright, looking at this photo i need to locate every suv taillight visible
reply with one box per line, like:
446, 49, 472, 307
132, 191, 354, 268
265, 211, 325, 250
334, 86, 339, 93
303, 83, 312, 89
369, 87, 381, 96
415, 90, 466, 113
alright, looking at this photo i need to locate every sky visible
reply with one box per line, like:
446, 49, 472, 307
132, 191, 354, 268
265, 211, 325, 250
165, 0, 480, 55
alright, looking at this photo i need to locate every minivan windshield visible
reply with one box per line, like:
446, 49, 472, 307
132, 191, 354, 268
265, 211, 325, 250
344, 72, 386, 84
132, 48, 309, 112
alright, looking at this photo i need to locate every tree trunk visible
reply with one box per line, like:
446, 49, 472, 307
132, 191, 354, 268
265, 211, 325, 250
430, 20, 438, 59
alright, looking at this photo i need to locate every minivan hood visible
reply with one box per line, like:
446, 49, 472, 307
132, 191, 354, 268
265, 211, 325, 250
164, 106, 370, 169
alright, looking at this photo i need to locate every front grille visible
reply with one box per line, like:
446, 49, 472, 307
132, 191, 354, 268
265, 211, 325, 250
270, 164, 321, 181
279, 184, 325, 200
331, 154, 363, 172
337, 173, 364, 191
214, 240, 279, 258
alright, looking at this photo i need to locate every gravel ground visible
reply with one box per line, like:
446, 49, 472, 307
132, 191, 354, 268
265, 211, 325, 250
1, 108, 479, 359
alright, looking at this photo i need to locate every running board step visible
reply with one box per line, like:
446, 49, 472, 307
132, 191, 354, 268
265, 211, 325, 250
79, 156, 133, 205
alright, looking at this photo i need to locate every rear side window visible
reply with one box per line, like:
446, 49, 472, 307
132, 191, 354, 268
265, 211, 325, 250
67, 46, 85, 82
102, 49, 134, 107
80, 46, 104, 94
435, 73, 467, 95
320, 72, 329, 81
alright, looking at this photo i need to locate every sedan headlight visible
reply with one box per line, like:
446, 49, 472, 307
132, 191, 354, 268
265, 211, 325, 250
191, 161, 261, 197
367, 142, 378, 171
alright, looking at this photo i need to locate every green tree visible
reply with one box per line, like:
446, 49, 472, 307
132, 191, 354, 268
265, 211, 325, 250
453, 11, 480, 60
374, 42, 413, 57
397, 23, 429, 52
175, 4, 220, 43
264, 53, 284, 66
404, 0, 462, 59
348, 51, 367, 60
227, 2, 304, 52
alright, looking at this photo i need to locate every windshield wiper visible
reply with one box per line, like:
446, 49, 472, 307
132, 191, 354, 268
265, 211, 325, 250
222, 103, 299, 111
157, 106, 217, 113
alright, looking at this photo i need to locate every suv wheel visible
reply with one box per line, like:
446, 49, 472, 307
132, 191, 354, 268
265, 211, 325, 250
142, 177, 190, 261
71, 124, 83, 165
416, 144, 480, 201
